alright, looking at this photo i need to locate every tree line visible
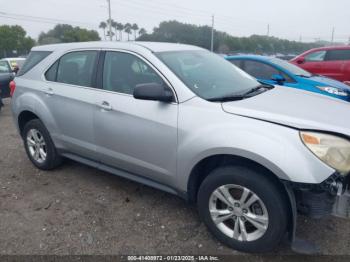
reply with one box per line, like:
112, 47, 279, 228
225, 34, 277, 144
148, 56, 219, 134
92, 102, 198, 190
138, 21, 324, 54
0, 25, 35, 58
38, 24, 100, 45
0, 20, 327, 59
99, 20, 147, 41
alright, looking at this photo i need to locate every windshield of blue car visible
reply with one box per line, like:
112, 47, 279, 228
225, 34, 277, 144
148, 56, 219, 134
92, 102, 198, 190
269, 57, 312, 77
0, 60, 11, 74
156, 50, 260, 101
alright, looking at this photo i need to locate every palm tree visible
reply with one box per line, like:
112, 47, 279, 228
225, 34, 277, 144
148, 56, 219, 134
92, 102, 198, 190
131, 23, 139, 40
116, 23, 124, 41
111, 20, 118, 41
99, 21, 107, 40
138, 28, 147, 37
124, 23, 132, 41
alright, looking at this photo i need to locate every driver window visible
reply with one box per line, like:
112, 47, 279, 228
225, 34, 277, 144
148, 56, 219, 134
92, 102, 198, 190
103, 51, 164, 95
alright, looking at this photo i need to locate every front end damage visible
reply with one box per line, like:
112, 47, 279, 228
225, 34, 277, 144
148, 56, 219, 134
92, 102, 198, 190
296, 173, 350, 219
284, 173, 350, 254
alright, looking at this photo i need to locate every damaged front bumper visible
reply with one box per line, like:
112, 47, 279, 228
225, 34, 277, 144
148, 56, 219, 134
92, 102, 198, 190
284, 173, 350, 254
295, 172, 350, 219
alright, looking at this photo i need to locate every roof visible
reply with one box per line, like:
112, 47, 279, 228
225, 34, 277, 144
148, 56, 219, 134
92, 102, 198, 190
225, 55, 271, 61
311, 45, 350, 51
32, 41, 203, 53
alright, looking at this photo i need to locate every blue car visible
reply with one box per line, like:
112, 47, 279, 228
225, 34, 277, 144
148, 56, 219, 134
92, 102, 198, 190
225, 55, 350, 102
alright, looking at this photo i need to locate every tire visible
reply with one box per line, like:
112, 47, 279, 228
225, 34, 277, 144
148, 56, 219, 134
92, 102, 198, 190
197, 165, 288, 253
23, 119, 62, 170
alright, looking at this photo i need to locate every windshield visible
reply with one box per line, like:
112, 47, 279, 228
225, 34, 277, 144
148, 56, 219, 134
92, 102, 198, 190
156, 50, 260, 100
269, 57, 312, 77
0, 60, 11, 73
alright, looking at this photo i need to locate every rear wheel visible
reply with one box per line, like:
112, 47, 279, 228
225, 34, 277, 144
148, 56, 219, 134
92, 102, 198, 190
23, 119, 62, 170
197, 166, 288, 253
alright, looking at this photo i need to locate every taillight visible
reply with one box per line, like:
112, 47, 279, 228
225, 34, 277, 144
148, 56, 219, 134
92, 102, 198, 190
9, 80, 16, 97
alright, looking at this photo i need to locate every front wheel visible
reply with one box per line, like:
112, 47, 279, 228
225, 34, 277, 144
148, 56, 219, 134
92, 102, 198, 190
197, 166, 288, 253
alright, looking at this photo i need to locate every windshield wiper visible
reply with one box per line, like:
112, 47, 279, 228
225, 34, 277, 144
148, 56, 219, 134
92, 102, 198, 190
208, 84, 273, 102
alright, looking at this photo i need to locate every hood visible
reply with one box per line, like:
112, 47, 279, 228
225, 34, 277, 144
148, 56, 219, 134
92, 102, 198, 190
299, 75, 350, 91
222, 86, 350, 136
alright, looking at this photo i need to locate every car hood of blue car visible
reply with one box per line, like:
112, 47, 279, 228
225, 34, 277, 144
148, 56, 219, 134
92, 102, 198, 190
298, 75, 350, 91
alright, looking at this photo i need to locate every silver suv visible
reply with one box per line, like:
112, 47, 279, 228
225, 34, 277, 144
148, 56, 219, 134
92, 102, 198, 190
11, 42, 350, 253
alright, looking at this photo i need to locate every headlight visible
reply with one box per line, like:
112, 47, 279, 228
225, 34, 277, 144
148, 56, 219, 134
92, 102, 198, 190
316, 86, 348, 97
300, 131, 350, 175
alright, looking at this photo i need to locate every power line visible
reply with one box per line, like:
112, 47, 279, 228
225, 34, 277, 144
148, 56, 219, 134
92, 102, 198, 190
0, 11, 96, 27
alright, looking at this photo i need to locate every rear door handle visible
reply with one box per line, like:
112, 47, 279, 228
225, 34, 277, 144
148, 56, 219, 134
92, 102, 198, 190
99, 101, 112, 111
44, 88, 54, 96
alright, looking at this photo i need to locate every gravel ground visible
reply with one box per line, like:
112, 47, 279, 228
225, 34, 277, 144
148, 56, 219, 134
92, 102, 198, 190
0, 98, 349, 256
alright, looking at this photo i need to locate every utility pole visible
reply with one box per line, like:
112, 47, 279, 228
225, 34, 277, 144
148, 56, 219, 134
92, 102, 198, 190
107, 0, 112, 41
211, 15, 214, 52
299, 35, 302, 42
267, 24, 270, 36
331, 27, 335, 44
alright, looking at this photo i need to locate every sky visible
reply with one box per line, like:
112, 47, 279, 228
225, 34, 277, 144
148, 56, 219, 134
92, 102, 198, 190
0, 0, 349, 43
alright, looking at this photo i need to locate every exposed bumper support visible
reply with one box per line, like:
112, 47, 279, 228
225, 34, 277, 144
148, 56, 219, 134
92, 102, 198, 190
332, 187, 350, 219
283, 182, 320, 254
283, 173, 350, 254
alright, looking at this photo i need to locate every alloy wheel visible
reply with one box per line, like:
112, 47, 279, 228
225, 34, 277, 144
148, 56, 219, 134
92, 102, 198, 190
209, 184, 269, 242
26, 129, 47, 164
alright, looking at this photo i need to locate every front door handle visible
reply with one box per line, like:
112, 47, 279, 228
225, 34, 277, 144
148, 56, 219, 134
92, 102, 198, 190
99, 101, 112, 111
44, 88, 54, 96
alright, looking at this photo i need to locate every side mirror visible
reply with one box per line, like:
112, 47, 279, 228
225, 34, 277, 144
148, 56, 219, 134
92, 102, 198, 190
271, 74, 285, 85
296, 57, 305, 64
133, 82, 174, 102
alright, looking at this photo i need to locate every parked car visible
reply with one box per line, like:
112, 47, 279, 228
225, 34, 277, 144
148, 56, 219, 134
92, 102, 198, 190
0, 60, 15, 110
11, 42, 350, 253
290, 46, 350, 84
226, 55, 350, 102
1, 57, 25, 73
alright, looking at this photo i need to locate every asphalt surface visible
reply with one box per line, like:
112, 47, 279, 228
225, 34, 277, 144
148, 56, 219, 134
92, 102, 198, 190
0, 98, 350, 256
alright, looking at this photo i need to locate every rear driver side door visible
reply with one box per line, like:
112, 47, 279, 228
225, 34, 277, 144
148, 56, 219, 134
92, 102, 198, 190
93, 51, 178, 185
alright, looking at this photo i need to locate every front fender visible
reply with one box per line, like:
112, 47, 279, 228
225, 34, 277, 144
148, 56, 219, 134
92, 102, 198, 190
176, 99, 334, 192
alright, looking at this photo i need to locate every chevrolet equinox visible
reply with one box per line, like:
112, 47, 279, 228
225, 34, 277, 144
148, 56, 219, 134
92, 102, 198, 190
11, 42, 350, 253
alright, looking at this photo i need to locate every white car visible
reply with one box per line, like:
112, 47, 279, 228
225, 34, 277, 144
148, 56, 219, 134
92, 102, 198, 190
0, 57, 26, 73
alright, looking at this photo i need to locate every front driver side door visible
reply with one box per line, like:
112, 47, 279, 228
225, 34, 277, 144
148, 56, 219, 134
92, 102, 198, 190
94, 51, 178, 185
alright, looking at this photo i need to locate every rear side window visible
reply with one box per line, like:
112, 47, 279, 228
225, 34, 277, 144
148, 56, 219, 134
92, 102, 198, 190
325, 50, 350, 61
17, 51, 51, 76
47, 51, 98, 87
45, 61, 59, 81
